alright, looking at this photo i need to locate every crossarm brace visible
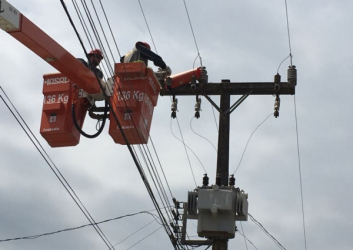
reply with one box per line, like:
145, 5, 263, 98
204, 93, 250, 115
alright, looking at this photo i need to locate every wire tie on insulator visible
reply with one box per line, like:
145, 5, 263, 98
274, 94, 280, 118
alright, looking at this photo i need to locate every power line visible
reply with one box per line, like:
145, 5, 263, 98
75, 0, 115, 80
149, 137, 174, 199
248, 213, 286, 250
240, 222, 249, 250
175, 117, 198, 185
211, 104, 219, 133
0, 87, 115, 250
137, 0, 158, 54
170, 118, 204, 185
284, 0, 293, 65
277, 0, 293, 73
190, 117, 217, 153
111, 219, 156, 248
0, 211, 158, 243
182, 0, 202, 67
294, 96, 307, 250
126, 226, 163, 250
88, 0, 119, 64
61, 3, 177, 247
233, 113, 272, 174
238, 225, 258, 250
98, 0, 122, 58
137, 145, 174, 224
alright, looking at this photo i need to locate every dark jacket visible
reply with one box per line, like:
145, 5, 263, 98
120, 43, 167, 69
77, 58, 103, 79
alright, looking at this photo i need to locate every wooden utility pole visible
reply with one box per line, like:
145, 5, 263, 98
216, 80, 231, 186
161, 68, 296, 250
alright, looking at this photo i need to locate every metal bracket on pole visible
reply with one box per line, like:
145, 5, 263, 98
180, 202, 212, 246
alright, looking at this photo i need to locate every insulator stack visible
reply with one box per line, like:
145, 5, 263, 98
216, 174, 221, 186
274, 73, 281, 83
287, 65, 297, 85
199, 67, 208, 85
274, 94, 280, 118
171, 97, 178, 119
203, 174, 209, 187
229, 174, 235, 187
195, 97, 201, 119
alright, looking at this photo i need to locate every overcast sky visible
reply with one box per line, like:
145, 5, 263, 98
1, 0, 352, 250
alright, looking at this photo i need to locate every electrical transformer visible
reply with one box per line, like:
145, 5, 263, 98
188, 185, 248, 239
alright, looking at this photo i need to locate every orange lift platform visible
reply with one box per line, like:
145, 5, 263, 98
0, 1, 103, 147
0, 1, 207, 147
109, 62, 161, 145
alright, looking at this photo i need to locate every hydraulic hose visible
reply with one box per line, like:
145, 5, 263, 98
72, 100, 108, 139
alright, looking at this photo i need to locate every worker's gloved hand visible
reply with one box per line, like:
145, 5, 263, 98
165, 66, 172, 76
157, 66, 172, 77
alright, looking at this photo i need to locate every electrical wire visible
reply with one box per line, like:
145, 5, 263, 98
144, 145, 174, 212
182, 0, 202, 67
174, 117, 198, 186
88, 0, 118, 63
240, 222, 249, 250
284, 0, 293, 65
204, 243, 212, 250
284, 2, 307, 249
130, 5, 195, 248
190, 117, 217, 152
277, 54, 291, 74
125, 226, 163, 250
134, 2, 192, 217
233, 113, 272, 174
277, 0, 293, 73
170, 118, 206, 183
0, 211, 158, 243
211, 105, 219, 133
137, 0, 158, 54
62, 3, 177, 247
64, 1, 200, 248
109, 2, 178, 236
98, 0, 122, 57
237, 230, 258, 250
136, 145, 174, 224
76, 0, 115, 79
249, 214, 286, 250
111, 219, 155, 248
294, 96, 307, 250
0, 87, 115, 250
149, 137, 174, 198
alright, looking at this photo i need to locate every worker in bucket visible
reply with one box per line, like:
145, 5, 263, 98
78, 49, 104, 79
121, 41, 171, 76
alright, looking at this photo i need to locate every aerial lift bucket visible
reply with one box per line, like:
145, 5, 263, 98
40, 73, 89, 147
108, 62, 160, 144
